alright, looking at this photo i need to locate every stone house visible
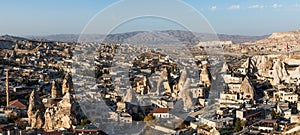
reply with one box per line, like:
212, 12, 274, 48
152, 108, 170, 119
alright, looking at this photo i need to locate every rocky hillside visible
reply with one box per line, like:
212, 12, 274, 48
269, 30, 300, 39
0, 39, 14, 49
29, 30, 268, 44
0, 35, 30, 49
245, 30, 300, 45
231, 30, 300, 55
0, 34, 28, 41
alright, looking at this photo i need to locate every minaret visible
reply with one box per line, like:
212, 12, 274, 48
4, 69, 9, 107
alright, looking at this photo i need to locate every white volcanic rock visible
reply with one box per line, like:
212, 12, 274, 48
221, 62, 230, 73
269, 30, 300, 39
272, 60, 289, 85
116, 102, 126, 112
156, 77, 163, 95
176, 67, 194, 110
60, 115, 72, 129
123, 88, 138, 104
242, 57, 256, 73
252, 56, 288, 85
247, 30, 300, 45
179, 78, 193, 111
43, 108, 55, 131
14, 44, 19, 50
244, 55, 300, 84
256, 56, 269, 76
176, 67, 187, 95
54, 92, 77, 129
62, 72, 73, 95
211, 127, 221, 135
27, 90, 45, 129
288, 67, 300, 80
156, 68, 171, 95
57, 92, 74, 113
51, 80, 60, 98
239, 77, 255, 100
28, 91, 78, 131
253, 55, 273, 77
171, 68, 194, 111
242, 55, 274, 77
200, 65, 211, 87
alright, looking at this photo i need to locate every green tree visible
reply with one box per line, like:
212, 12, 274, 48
178, 122, 186, 129
144, 113, 155, 121
44, 75, 50, 82
240, 120, 247, 129
271, 110, 277, 119
80, 119, 91, 126
234, 118, 242, 132
296, 89, 300, 95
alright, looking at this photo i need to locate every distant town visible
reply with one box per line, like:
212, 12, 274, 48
0, 30, 300, 135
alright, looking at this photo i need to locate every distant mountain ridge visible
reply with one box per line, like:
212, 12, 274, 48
0, 35, 29, 49
29, 30, 269, 44
2, 29, 300, 50
0, 34, 29, 41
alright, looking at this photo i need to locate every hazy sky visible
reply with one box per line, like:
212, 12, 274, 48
0, 0, 299, 36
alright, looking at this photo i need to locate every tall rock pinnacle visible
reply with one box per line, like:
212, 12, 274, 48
27, 90, 45, 129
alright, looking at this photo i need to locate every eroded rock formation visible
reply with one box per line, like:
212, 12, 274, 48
200, 65, 211, 87
51, 80, 61, 98
272, 60, 289, 85
28, 89, 78, 131
239, 77, 255, 100
43, 108, 55, 131
123, 88, 138, 104
54, 92, 77, 129
27, 90, 45, 129
62, 72, 73, 95
179, 78, 193, 111
254, 56, 273, 77
156, 68, 171, 95
176, 67, 187, 95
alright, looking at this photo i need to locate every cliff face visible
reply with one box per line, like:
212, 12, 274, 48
28, 90, 78, 131
238, 30, 300, 55
248, 30, 300, 45
123, 88, 138, 104
27, 90, 45, 129
44, 92, 78, 131
178, 78, 193, 111
62, 72, 73, 95
156, 68, 171, 95
177, 67, 188, 94
199, 65, 211, 87
269, 30, 300, 39
272, 60, 289, 84
256, 56, 273, 76
242, 55, 274, 77
53, 92, 77, 129
239, 77, 255, 100
51, 80, 61, 98
242, 55, 300, 85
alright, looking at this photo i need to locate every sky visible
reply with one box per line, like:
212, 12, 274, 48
0, 0, 299, 36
